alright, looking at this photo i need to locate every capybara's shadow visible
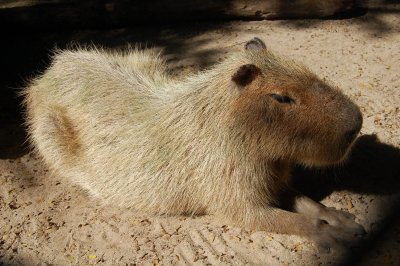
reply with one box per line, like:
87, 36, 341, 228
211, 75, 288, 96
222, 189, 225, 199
293, 134, 400, 200
0, 117, 29, 159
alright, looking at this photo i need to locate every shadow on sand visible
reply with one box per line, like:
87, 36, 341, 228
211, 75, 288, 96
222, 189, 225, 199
294, 134, 400, 198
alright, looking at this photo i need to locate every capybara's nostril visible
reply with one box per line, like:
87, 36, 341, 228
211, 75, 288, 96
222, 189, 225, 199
345, 128, 358, 143
345, 109, 363, 143
345, 119, 362, 143
355, 111, 363, 129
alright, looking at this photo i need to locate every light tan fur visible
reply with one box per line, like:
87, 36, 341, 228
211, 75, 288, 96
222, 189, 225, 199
23, 38, 365, 249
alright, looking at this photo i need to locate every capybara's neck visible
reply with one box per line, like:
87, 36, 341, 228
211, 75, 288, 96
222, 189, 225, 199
151, 56, 292, 198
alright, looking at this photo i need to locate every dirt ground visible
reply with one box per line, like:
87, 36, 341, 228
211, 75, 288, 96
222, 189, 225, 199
1, 9, 400, 266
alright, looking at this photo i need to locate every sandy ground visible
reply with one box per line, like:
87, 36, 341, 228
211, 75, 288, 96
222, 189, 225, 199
1, 10, 400, 266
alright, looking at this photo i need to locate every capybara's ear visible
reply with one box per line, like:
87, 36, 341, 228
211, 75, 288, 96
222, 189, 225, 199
245, 37, 266, 50
232, 64, 261, 87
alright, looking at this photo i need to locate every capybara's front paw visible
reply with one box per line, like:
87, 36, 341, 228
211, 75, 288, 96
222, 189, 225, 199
311, 211, 366, 251
321, 207, 366, 235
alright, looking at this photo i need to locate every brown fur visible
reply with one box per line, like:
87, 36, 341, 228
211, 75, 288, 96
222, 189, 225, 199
49, 106, 81, 156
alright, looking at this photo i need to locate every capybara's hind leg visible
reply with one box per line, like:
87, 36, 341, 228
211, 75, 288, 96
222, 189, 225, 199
30, 105, 82, 170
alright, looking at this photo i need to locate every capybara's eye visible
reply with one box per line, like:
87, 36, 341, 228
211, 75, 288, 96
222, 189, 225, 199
269, 93, 295, 104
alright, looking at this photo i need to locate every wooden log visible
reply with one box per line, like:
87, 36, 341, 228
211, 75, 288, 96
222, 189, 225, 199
0, 0, 360, 29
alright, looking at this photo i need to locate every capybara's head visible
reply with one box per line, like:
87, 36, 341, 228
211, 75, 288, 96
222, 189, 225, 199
230, 37, 362, 166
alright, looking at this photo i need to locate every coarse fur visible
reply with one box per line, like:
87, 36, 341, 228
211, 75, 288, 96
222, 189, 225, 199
23, 38, 365, 249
